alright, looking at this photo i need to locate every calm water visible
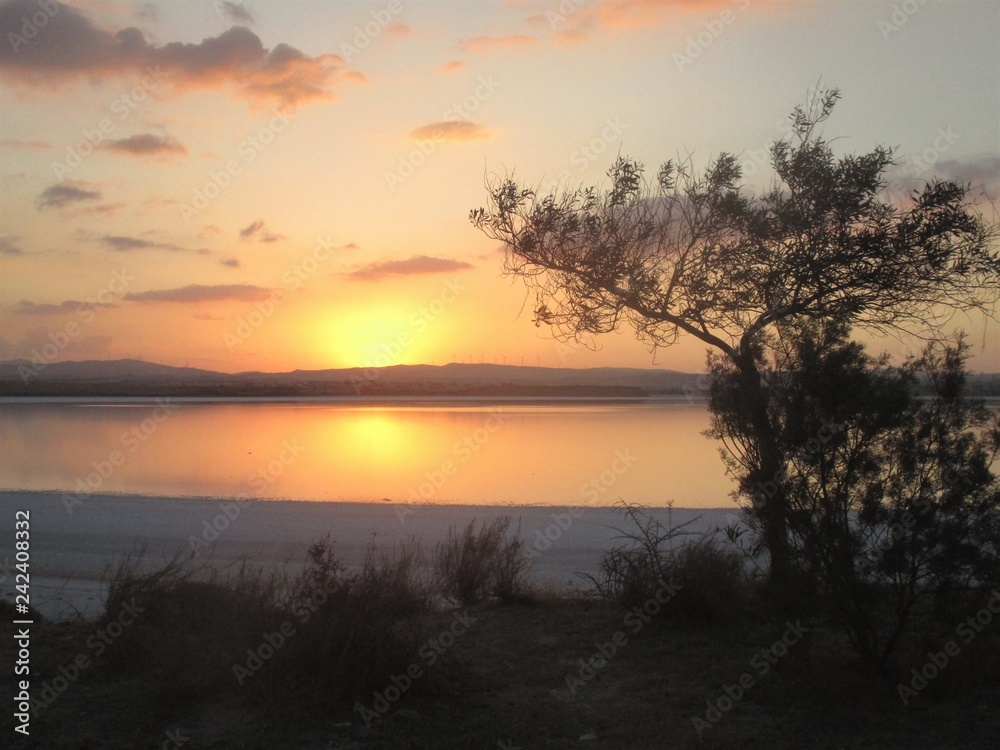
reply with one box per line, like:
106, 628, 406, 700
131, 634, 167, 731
0, 399, 732, 508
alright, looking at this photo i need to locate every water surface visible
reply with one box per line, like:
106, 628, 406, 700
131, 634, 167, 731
0, 399, 732, 507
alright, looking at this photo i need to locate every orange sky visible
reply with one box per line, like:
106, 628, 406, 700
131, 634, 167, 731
0, 0, 998, 373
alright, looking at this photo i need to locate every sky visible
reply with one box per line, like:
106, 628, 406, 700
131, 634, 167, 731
0, 0, 998, 374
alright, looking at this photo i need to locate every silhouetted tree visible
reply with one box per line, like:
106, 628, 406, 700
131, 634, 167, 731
710, 323, 1000, 664
470, 89, 1000, 586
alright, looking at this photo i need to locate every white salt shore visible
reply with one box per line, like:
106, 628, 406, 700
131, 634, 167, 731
0, 490, 739, 620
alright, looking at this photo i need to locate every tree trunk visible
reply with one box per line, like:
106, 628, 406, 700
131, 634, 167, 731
733, 356, 793, 590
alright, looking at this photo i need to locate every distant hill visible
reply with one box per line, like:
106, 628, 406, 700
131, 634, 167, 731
1, 359, 997, 399
0, 359, 705, 398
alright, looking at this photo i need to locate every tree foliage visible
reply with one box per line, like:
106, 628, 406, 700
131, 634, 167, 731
470, 89, 999, 361
709, 325, 1000, 665
471, 89, 1000, 586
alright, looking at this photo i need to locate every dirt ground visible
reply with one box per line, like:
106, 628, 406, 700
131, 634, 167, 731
4, 597, 999, 750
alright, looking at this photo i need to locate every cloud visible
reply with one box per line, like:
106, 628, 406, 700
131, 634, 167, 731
0, 236, 23, 255
142, 196, 179, 211
36, 182, 101, 209
194, 312, 225, 320
239, 219, 285, 242
64, 201, 125, 217
534, 0, 756, 42
124, 284, 275, 303
438, 60, 465, 75
215, 1, 256, 25
409, 121, 491, 142
135, 3, 158, 22
239, 219, 265, 238
220, 257, 241, 267
386, 22, 412, 37
554, 29, 591, 45
347, 255, 474, 281
11, 299, 117, 315
0, 138, 52, 149
887, 154, 1000, 201
100, 235, 185, 252
459, 34, 538, 54
101, 133, 187, 157
0, 1, 361, 109
935, 155, 1000, 192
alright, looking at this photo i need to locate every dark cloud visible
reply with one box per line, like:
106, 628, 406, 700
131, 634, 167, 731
11, 299, 117, 315
64, 202, 125, 217
935, 155, 1000, 191
36, 182, 101, 209
135, 3, 158, 23
124, 284, 274, 302
0, 236, 23, 255
101, 134, 187, 156
100, 235, 185, 252
0, 1, 361, 109
220, 257, 241, 267
886, 153, 1000, 202
215, 1, 256, 25
239, 219, 286, 242
239, 219, 265, 238
347, 255, 474, 281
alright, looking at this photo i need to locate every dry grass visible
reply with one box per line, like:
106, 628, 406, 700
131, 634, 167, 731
433, 515, 533, 604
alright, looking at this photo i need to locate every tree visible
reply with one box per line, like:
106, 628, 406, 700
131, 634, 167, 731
470, 89, 1000, 586
710, 322, 1000, 665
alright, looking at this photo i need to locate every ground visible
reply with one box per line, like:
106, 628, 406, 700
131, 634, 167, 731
3, 597, 998, 749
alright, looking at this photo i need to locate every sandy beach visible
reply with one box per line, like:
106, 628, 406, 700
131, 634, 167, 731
0, 490, 736, 620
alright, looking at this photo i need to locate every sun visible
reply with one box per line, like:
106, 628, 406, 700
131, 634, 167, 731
328, 306, 420, 368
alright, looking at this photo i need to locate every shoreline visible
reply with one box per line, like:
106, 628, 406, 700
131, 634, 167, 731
0, 489, 738, 620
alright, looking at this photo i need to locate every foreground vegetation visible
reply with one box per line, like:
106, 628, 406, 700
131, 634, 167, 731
4, 507, 999, 749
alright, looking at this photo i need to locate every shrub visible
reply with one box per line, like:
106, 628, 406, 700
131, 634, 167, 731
585, 501, 752, 621
97, 537, 433, 703
434, 516, 533, 604
276, 537, 432, 701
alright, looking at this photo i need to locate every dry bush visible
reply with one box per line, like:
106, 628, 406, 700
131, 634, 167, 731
434, 516, 533, 604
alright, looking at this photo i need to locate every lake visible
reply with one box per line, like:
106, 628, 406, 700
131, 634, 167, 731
0, 399, 732, 508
